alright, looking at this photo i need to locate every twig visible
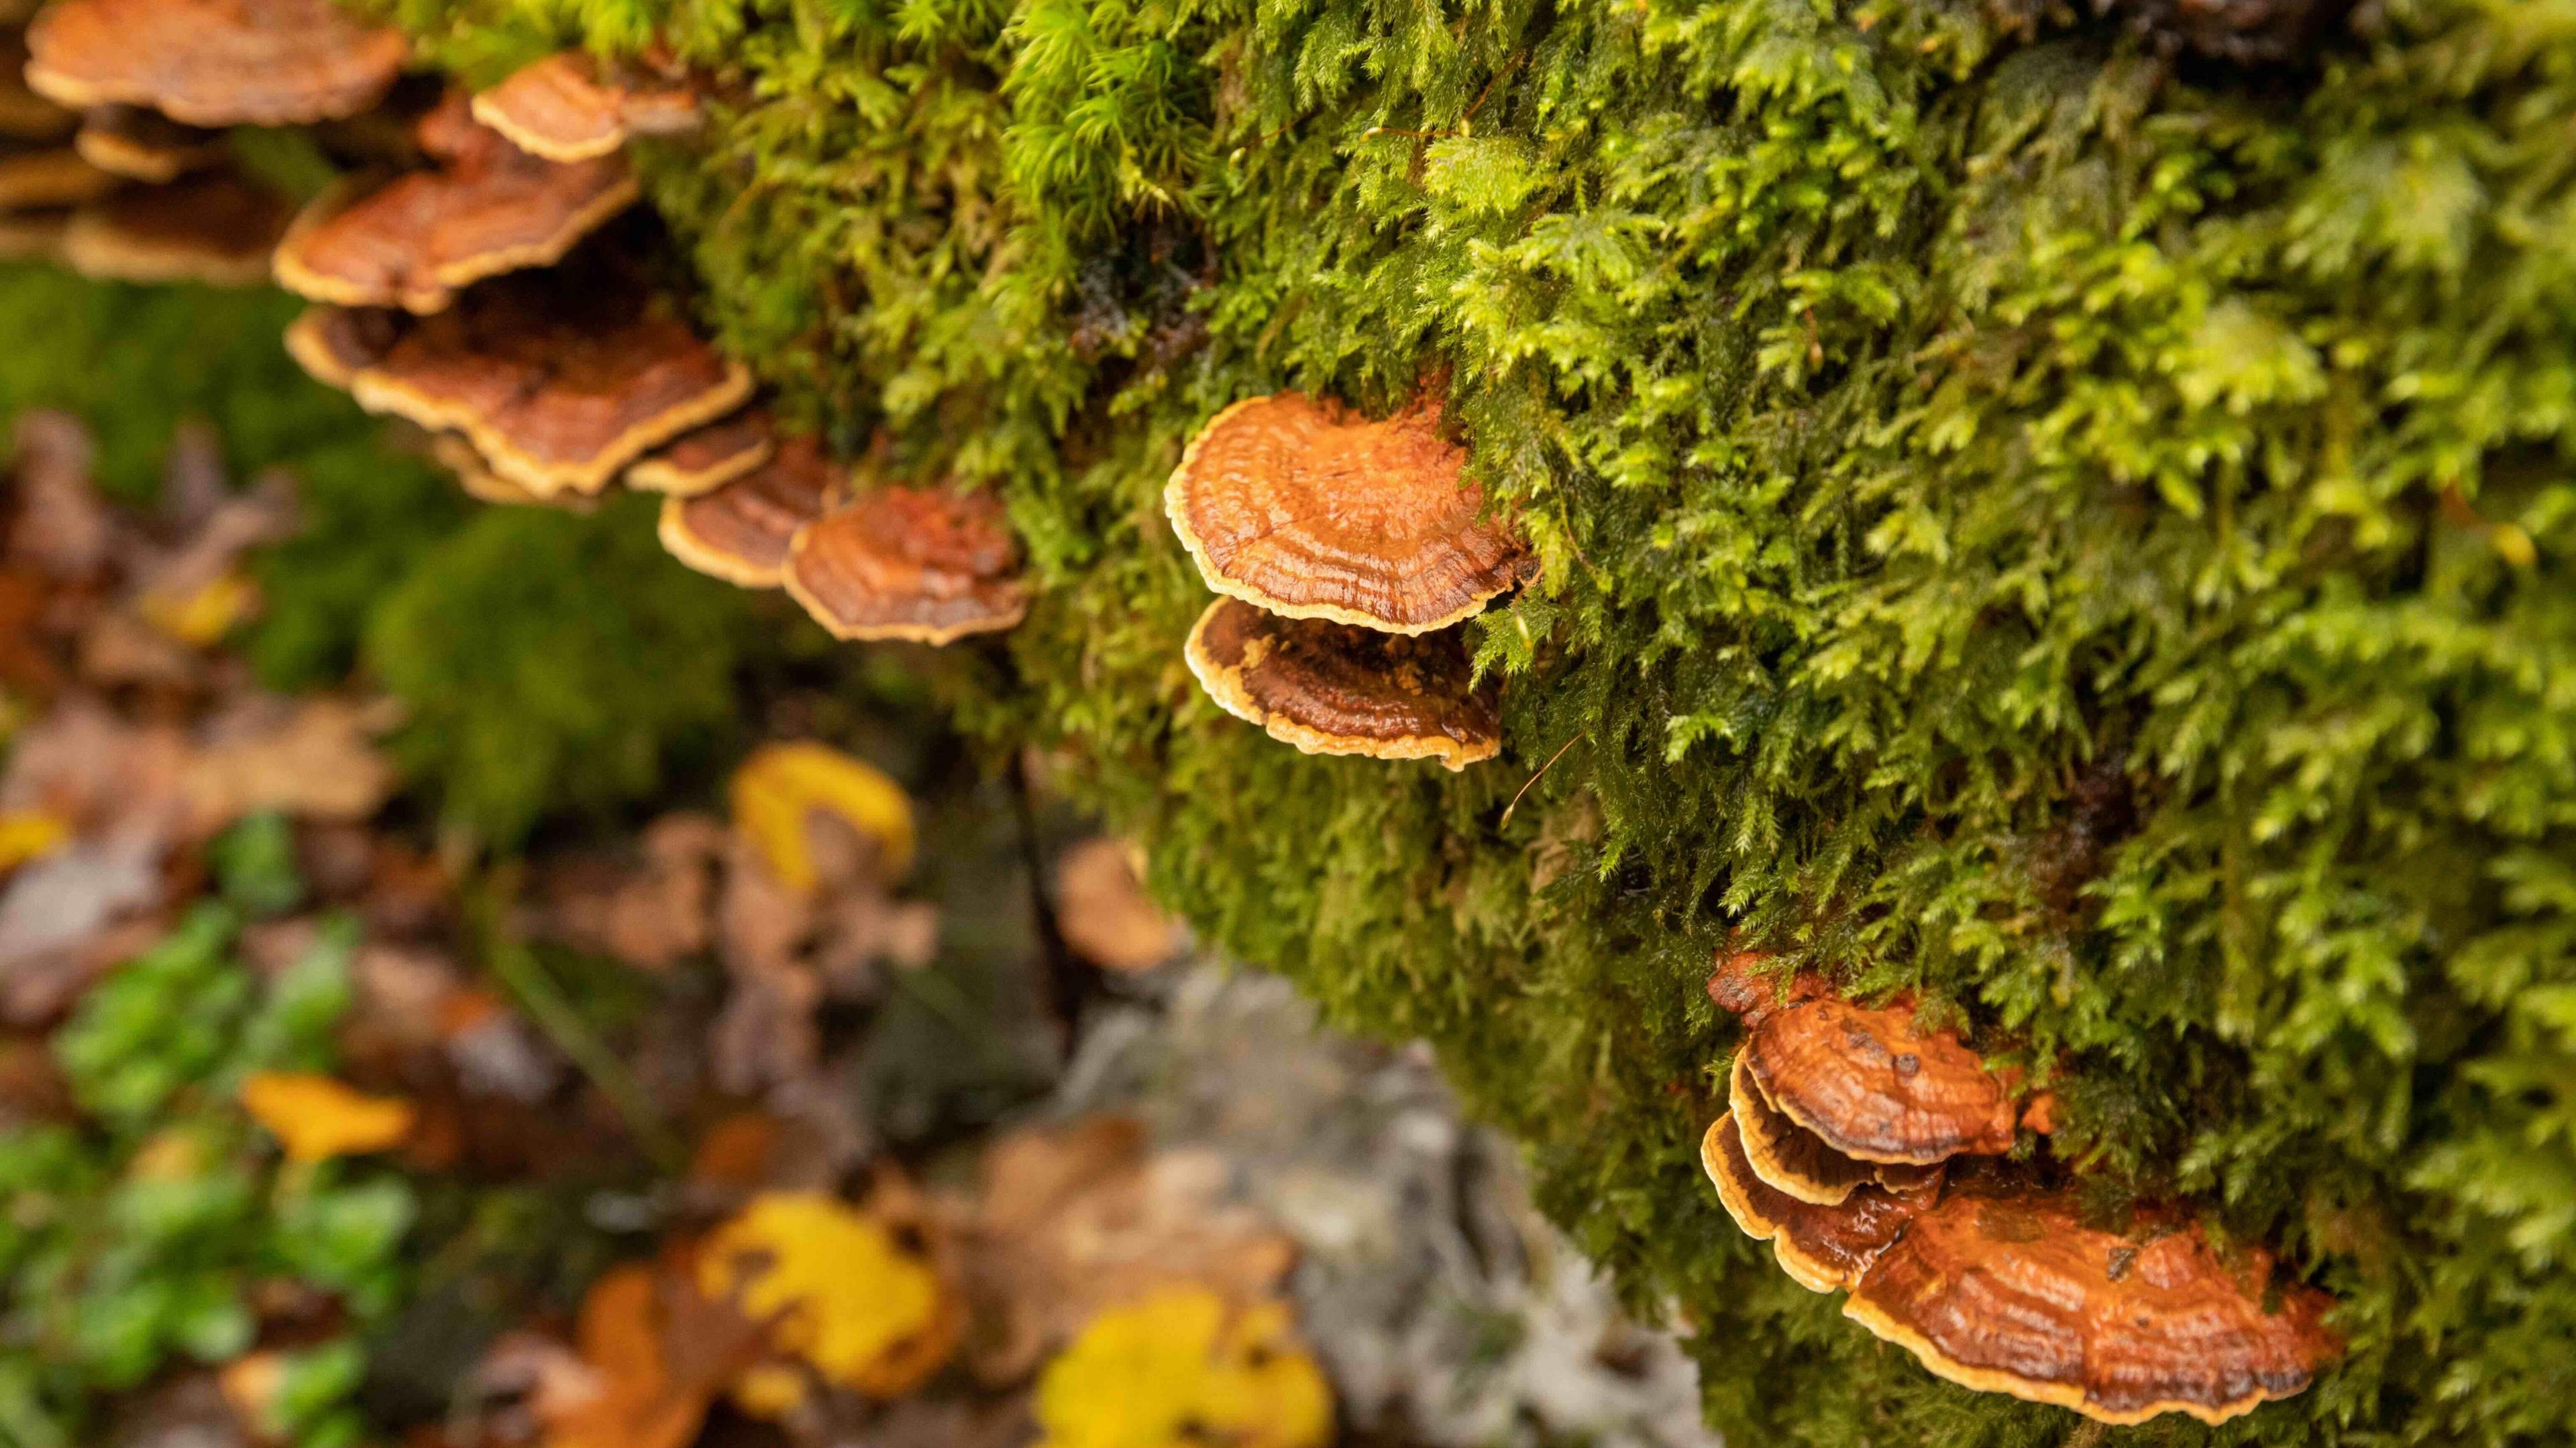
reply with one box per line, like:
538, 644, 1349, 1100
1501, 731, 1587, 828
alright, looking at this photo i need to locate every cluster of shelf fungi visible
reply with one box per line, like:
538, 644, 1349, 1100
7, 0, 2351, 1423
1703, 951, 2342, 1425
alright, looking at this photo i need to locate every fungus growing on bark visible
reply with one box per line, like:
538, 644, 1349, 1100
784, 486, 1030, 645
1701, 1113, 1939, 1294
23, 0, 409, 127
1842, 1182, 2342, 1425
470, 48, 700, 164
1740, 995, 2020, 1166
282, 304, 403, 390
60, 170, 290, 285
1165, 392, 1534, 634
72, 105, 224, 183
625, 408, 773, 496
343, 275, 753, 496
658, 434, 845, 588
272, 94, 637, 315
1183, 596, 1501, 770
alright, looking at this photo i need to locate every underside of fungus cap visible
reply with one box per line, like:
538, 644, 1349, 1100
784, 486, 1032, 645
60, 170, 290, 286
272, 94, 639, 315
427, 433, 592, 510
1183, 596, 1501, 771
74, 105, 226, 183
1729, 1054, 1940, 1206
344, 272, 754, 496
283, 304, 407, 390
0, 33, 76, 141
625, 406, 773, 496
470, 48, 701, 164
0, 144, 119, 211
23, 0, 409, 127
1841, 1183, 2342, 1425
1741, 996, 2019, 1166
659, 433, 846, 588
1165, 392, 1536, 634
1701, 1114, 1938, 1295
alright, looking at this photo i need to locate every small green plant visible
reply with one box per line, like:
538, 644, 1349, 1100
0, 825, 413, 1448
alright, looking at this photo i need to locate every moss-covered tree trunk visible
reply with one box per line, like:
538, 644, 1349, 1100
22, 0, 2576, 1441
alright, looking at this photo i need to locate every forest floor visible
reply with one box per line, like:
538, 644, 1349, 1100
0, 410, 1715, 1448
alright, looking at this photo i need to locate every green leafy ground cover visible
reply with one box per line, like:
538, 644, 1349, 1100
11, 0, 2576, 1441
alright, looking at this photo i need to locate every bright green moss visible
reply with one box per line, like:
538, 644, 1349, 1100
27, 0, 2576, 1440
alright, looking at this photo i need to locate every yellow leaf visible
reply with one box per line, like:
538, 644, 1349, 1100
238, 1071, 416, 1164
1034, 1289, 1333, 1448
695, 1192, 953, 1397
729, 742, 914, 893
0, 810, 70, 873
141, 569, 260, 646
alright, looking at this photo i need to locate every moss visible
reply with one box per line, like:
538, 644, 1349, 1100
32, 0, 2576, 1439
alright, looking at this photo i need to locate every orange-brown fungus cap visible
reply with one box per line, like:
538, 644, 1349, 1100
784, 486, 1031, 645
345, 274, 753, 496
1730, 1054, 1938, 1207
1706, 947, 1829, 1026
1166, 392, 1535, 634
625, 407, 773, 496
1183, 596, 1501, 771
23, 0, 408, 127
469, 48, 700, 164
1843, 1184, 2341, 1425
1742, 996, 2019, 1166
1702, 1113, 1939, 1294
273, 94, 638, 315
0, 146, 118, 210
283, 304, 405, 390
74, 105, 225, 183
60, 170, 290, 285
428, 433, 592, 511
659, 434, 845, 588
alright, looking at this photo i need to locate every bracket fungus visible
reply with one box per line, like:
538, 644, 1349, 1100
1166, 392, 1534, 634
272, 95, 638, 315
282, 303, 403, 390
1183, 596, 1501, 771
0, 34, 74, 141
470, 48, 701, 164
341, 276, 753, 497
1731, 1054, 1941, 1205
659, 433, 846, 588
73, 105, 225, 183
784, 486, 1031, 645
1703, 1113, 1939, 1294
23, 0, 409, 127
625, 407, 774, 496
1844, 1183, 2341, 1425
0, 145, 117, 211
1736, 991, 2021, 1167
60, 170, 290, 286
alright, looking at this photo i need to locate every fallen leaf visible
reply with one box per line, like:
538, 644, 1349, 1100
140, 568, 260, 647
696, 1189, 958, 1399
238, 1070, 417, 1163
1032, 1289, 1333, 1448
216, 1351, 284, 1437
729, 742, 914, 893
1053, 838, 1181, 974
0, 834, 164, 1017
959, 1116, 1297, 1382
531, 814, 722, 970
538, 1264, 757, 1448
184, 695, 398, 836
5, 411, 115, 579
0, 809, 69, 874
